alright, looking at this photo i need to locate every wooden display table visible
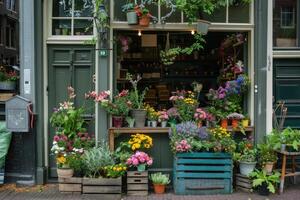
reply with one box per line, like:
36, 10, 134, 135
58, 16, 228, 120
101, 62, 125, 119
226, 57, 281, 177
108, 127, 170, 151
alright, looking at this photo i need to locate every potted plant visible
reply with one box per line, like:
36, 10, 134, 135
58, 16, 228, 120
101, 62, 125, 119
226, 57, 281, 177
250, 169, 280, 196
194, 108, 207, 127
257, 143, 278, 173
149, 172, 170, 194
126, 73, 148, 127
126, 151, 153, 172
239, 148, 257, 176
242, 114, 250, 127
122, 1, 138, 25
136, 7, 151, 26
125, 116, 135, 128
158, 110, 169, 127
227, 112, 244, 128
0, 67, 18, 91
146, 105, 159, 127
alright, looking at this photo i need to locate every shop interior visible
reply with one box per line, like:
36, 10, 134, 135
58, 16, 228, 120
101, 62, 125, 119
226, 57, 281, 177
114, 31, 248, 110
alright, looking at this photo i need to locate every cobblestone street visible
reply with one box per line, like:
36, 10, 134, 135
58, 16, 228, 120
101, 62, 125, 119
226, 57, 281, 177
0, 184, 300, 200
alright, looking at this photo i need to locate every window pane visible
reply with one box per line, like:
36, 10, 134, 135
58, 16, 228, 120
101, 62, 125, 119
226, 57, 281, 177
74, 19, 93, 35
195, 7, 226, 23
274, 0, 298, 48
161, 6, 181, 23
114, 0, 126, 21
53, 0, 73, 17
52, 19, 72, 35
229, 2, 250, 23
74, 0, 93, 17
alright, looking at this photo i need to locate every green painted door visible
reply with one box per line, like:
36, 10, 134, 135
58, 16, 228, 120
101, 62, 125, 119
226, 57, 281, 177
48, 45, 95, 178
274, 59, 300, 129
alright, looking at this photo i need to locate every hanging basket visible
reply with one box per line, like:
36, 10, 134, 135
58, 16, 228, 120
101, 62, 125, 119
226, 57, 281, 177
197, 19, 211, 35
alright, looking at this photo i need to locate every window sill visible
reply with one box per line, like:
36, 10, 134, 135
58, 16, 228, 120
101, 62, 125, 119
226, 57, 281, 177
46, 35, 95, 44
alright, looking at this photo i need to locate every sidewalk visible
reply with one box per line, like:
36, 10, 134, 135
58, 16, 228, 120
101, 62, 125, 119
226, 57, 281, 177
0, 184, 300, 200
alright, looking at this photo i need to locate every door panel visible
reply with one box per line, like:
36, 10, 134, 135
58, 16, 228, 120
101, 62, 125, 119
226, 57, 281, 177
274, 59, 300, 129
48, 45, 95, 178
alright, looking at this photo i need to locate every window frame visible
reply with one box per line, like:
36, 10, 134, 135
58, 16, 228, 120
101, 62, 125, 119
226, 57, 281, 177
280, 6, 295, 29
6, 0, 16, 12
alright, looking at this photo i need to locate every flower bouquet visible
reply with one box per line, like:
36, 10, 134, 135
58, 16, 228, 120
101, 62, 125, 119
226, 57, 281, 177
126, 151, 153, 172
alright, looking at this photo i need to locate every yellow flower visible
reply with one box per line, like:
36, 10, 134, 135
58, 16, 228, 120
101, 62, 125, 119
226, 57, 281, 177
57, 156, 66, 164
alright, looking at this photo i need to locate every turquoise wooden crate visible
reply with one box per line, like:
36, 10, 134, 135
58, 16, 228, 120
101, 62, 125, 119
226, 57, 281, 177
173, 152, 233, 195
0, 167, 4, 184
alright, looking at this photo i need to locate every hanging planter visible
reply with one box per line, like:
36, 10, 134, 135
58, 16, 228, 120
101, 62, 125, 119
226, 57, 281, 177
196, 19, 211, 35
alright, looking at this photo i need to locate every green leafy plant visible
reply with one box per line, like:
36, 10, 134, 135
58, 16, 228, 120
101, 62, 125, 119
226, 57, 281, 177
257, 143, 277, 165
103, 163, 127, 178
126, 73, 148, 109
150, 172, 170, 185
267, 128, 300, 151
249, 170, 280, 194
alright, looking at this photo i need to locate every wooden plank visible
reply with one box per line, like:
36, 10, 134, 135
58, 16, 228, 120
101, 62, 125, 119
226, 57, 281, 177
127, 190, 148, 196
176, 165, 232, 172
236, 181, 252, 189
236, 186, 252, 192
127, 178, 148, 184
176, 152, 231, 158
176, 159, 232, 165
58, 177, 82, 184
127, 171, 148, 177
59, 183, 81, 192
82, 194, 121, 200
176, 172, 232, 179
127, 184, 148, 190
82, 186, 121, 194
82, 177, 121, 185
236, 177, 252, 184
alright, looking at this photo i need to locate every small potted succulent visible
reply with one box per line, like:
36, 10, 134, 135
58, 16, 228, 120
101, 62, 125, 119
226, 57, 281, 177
149, 172, 170, 194
250, 169, 280, 196
122, 1, 138, 25
258, 143, 278, 173
227, 112, 245, 128
238, 148, 257, 176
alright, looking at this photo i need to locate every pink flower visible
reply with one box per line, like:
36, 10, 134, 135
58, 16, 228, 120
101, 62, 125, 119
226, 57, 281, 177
147, 159, 153, 166
53, 135, 60, 142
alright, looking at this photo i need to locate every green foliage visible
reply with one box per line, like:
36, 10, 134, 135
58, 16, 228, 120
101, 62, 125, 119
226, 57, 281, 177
149, 172, 170, 185
267, 128, 300, 151
257, 143, 277, 164
114, 141, 132, 163
82, 142, 115, 178
126, 73, 148, 109
249, 170, 280, 194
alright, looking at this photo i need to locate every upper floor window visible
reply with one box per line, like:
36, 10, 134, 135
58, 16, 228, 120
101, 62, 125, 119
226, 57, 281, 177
274, 0, 298, 48
6, 21, 16, 48
6, 0, 16, 11
52, 0, 94, 36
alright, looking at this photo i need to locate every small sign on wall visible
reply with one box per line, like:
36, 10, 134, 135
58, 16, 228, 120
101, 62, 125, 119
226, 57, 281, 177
141, 34, 157, 47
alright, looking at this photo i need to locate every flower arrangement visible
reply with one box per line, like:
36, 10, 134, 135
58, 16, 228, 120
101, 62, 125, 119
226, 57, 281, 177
145, 104, 159, 121
128, 133, 153, 151
158, 110, 169, 122
126, 151, 153, 167
175, 139, 192, 153
209, 127, 231, 140
103, 163, 127, 178
135, 7, 151, 18
167, 107, 179, 122
0, 67, 19, 82
194, 108, 207, 123
172, 121, 201, 137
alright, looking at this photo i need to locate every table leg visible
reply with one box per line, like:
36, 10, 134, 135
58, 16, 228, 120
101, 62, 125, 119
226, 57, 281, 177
109, 129, 114, 151
279, 154, 287, 194
292, 156, 296, 184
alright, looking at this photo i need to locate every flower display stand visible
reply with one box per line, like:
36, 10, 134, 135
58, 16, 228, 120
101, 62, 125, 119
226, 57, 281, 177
127, 171, 148, 196
235, 173, 252, 192
58, 177, 82, 194
173, 152, 233, 195
82, 177, 122, 199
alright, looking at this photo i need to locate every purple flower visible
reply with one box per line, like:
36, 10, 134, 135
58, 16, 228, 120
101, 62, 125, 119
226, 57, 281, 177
198, 127, 209, 140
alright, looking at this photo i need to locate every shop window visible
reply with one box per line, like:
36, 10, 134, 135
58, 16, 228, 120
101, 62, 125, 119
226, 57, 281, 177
6, 0, 16, 11
52, 0, 94, 36
5, 22, 16, 48
274, 0, 298, 48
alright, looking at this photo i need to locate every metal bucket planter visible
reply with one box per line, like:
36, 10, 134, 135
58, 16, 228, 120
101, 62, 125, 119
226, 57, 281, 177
239, 161, 256, 176
197, 19, 211, 35
131, 109, 146, 128
0, 81, 16, 91
127, 11, 138, 25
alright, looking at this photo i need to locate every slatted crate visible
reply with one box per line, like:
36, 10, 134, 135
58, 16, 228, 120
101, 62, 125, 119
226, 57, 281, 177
173, 152, 233, 195
235, 173, 253, 192
127, 171, 148, 196
58, 177, 82, 193
0, 167, 4, 184
82, 177, 122, 200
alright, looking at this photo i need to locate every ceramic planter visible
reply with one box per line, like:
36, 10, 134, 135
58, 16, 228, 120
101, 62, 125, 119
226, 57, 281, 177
151, 121, 157, 127
57, 168, 74, 178
161, 121, 167, 128
0, 81, 16, 91
131, 109, 146, 127
239, 161, 256, 176
127, 11, 138, 25
112, 116, 123, 128
220, 119, 228, 129
139, 15, 150, 26
137, 164, 146, 172
242, 119, 249, 127
281, 144, 286, 152
231, 119, 239, 128
153, 184, 166, 194
196, 19, 211, 35
263, 162, 274, 174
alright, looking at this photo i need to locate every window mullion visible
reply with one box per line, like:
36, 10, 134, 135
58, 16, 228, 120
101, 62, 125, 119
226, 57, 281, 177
71, 0, 74, 35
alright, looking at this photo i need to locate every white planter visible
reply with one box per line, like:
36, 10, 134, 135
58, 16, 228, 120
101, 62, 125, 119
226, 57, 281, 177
239, 161, 256, 176
161, 121, 167, 128
151, 121, 157, 127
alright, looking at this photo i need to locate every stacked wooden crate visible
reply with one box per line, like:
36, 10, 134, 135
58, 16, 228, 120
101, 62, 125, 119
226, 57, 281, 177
127, 171, 148, 196
0, 168, 4, 184
235, 173, 253, 192
173, 152, 233, 195
58, 177, 82, 194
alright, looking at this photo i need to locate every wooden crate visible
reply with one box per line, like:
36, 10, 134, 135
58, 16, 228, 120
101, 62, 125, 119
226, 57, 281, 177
82, 177, 122, 199
0, 93, 14, 101
0, 168, 4, 184
173, 152, 233, 195
58, 177, 82, 193
127, 171, 148, 196
235, 173, 253, 192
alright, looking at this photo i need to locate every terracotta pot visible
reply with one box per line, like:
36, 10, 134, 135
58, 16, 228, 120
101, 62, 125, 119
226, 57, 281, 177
242, 119, 249, 127
231, 119, 239, 128
153, 184, 166, 194
263, 162, 274, 174
220, 119, 228, 129
112, 116, 123, 128
57, 168, 74, 178
139, 15, 150, 26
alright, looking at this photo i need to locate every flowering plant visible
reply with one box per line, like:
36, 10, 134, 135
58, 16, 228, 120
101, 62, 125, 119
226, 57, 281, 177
135, 7, 151, 17
170, 90, 198, 122
194, 108, 207, 122
227, 112, 245, 120
126, 73, 148, 109
0, 66, 19, 82
167, 107, 179, 122
158, 110, 169, 122
103, 164, 127, 178
126, 151, 153, 167
50, 87, 86, 139
174, 139, 192, 153
145, 104, 159, 121
128, 133, 153, 151
209, 127, 231, 140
